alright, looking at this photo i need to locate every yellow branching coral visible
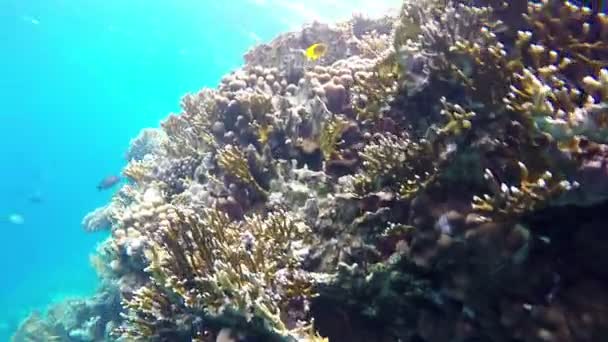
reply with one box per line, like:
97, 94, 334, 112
583, 68, 608, 100
352, 53, 400, 121
217, 144, 267, 195
122, 159, 154, 185
358, 31, 393, 59
252, 121, 274, 145
399, 1, 499, 80
161, 114, 216, 157
438, 97, 476, 136
180, 88, 222, 131
53, 4, 608, 342
450, 28, 514, 103
161, 89, 220, 157
524, 0, 608, 76
395, 0, 444, 48
394, 0, 532, 112
319, 115, 349, 160
352, 133, 437, 198
503, 1, 608, 149
289, 319, 329, 342
506, 61, 608, 145
471, 162, 577, 223
119, 207, 315, 339
116, 283, 194, 340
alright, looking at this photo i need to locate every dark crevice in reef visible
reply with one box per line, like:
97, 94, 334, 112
523, 200, 608, 284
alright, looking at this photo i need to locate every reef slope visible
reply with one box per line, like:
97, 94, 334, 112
14, 1, 608, 341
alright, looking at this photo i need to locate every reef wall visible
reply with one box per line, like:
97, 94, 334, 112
13, 1, 608, 341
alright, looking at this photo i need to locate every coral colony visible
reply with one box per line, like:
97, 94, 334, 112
13, 1, 608, 341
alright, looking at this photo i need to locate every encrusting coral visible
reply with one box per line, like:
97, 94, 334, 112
14, 1, 608, 341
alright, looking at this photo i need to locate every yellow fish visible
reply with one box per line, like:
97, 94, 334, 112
304, 43, 328, 61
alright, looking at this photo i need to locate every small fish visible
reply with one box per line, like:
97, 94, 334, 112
97, 175, 121, 191
28, 191, 43, 204
7, 213, 25, 225
538, 235, 551, 244
304, 43, 328, 61
22, 15, 40, 25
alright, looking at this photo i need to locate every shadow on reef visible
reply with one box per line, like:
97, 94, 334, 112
311, 199, 608, 342
12, 0, 608, 341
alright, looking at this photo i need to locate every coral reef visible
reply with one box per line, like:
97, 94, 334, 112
15, 1, 608, 341
11, 290, 121, 342
118, 208, 317, 340
82, 205, 114, 233
125, 128, 168, 162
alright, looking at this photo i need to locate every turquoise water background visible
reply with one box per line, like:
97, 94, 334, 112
0, 0, 399, 339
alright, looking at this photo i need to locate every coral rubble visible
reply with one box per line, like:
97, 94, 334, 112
14, 1, 608, 341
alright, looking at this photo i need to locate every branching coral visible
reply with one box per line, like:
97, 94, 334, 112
217, 144, 267, 196
153, 156, 201, 195
352, 53, 400, 121
119, 207, 316, 340
503, 1, 608, 153
351, 133, 437, 199
524, 0, 608, 77
438, 97, 476, 136
319, 115, 349, 160
123, 159, 155, 185
471, 162, 577, 223
125, 128, 167, 162
506, 66, 608, 146
394, 0, 442, 47
82, 204, 114, 232
398, 0, 505, 90
161, 89, 220, 158
24, 3, 608, 342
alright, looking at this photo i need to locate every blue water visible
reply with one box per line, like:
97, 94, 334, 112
0, 0, 400, 339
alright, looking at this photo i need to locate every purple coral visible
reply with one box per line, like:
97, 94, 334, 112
153, 156, 201, 195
